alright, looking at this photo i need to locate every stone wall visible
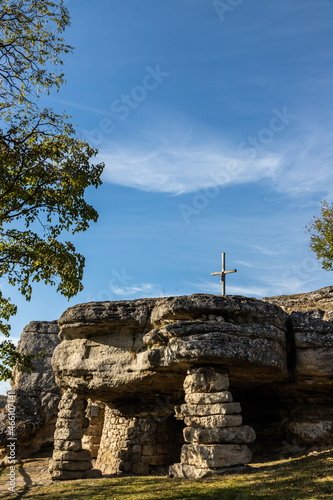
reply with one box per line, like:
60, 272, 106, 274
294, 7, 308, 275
82, 400, 105, 459
95, 402, 183, 475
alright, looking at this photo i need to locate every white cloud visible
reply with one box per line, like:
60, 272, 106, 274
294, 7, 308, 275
110, 282, 164, 297
98, 121, 333, 197
100, 142, 281, 195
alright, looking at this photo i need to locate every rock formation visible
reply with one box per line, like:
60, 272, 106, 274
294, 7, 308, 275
0, 321, 60, 464
263, 285, 333, 313
47, 290, 333, 480
1, 287, 333, 479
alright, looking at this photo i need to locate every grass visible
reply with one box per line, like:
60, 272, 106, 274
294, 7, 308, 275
0, 449, 332, 499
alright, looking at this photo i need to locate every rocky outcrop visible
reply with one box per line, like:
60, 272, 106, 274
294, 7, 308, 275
2, 288, 332, 479
0, 321, 60, 464
52, 294, 287, 398
263, 285, 333, 313
48, 290, 333, 480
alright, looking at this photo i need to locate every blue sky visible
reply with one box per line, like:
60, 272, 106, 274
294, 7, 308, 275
1, 0, 333, 390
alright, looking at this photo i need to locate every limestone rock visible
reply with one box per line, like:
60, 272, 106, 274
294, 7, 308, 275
52, 449, 92, 461
290, 310, 333, 379
185, 392, 233, 404
183, 425, 256, 444
285, 420, 333, 444
52, 294, 288, 400
181, 444, 252, 468
49, 460, 93, 472
263, 286, 333, 314
183, 367, 230, 393
0, 321, 60, 462
5, 287, 333, 476
169, 463, 249, 479
50, 468, 102, 481
180, 402, 241, 417
184, 414, 243, 429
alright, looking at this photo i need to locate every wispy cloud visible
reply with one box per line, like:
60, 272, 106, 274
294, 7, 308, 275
100, 141, 281, 195
98, 120, 333, 198
110, 282, 164, 298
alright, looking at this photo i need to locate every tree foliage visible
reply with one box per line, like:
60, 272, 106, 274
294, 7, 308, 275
0, 0, 104, 380
0, 0, 71, 113
308, 201, 333, 271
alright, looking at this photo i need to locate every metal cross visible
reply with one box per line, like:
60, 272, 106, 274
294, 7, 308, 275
211, 253, 237, 296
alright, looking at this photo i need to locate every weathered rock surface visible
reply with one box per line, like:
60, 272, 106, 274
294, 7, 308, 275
5, 287, 333, 478
0, 321, 60, 463
263, 286, 333, 313
52, 294, 288, 400
180, 443, 252, 468
183, 425, 256, 444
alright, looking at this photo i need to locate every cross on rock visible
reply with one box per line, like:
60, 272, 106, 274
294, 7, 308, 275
211, 253, 237, 296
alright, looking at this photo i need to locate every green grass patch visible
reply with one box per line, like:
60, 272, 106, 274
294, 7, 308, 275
0, 449, 332, 499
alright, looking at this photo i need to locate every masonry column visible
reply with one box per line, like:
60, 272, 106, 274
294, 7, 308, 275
49, 390, 102, 480
170, 366, 256, 479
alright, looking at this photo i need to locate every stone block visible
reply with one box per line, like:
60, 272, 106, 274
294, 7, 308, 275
286, 420, 333, 444
183, 425, 256, 444
58, 394, 86, 411
142, 454, 169, 466
185, 392, 233, 404
51, 468, 102, 481
57, 408, 86, 419
53, 439, 82, 452
132, 462, 150, 475
169, 463, 231, 479
50, 460, 93, 472
52, 449, 92, 462
184, 414, 242, 429
184, 367, 229, 393
51, 470, 88, 481
181, 444, 252, 468
54, 425, 84, 441
180, 402, 241, 417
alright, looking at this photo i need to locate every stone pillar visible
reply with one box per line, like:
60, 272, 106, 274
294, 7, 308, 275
170, 366, 256, 479
49, 390, 102, 480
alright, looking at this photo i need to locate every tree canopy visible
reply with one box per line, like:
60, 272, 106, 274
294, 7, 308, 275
0, 0, 71, 114
308, 201, 333, 271
0, 0, 104, 379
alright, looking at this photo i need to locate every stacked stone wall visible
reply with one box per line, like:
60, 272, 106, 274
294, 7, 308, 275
82, 400, 105, 458
95, 402, 183, 475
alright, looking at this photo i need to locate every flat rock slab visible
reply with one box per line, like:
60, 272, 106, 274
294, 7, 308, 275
184, 414, 243, 429
180, 402, 241, 417
181, 443, 252, 468
169, 463, 250, 479
183, 425, 256, 444
185, 392, 233, 404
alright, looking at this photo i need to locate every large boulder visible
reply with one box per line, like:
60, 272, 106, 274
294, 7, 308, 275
0, 321, 60, 463
52, 294, 288, 398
